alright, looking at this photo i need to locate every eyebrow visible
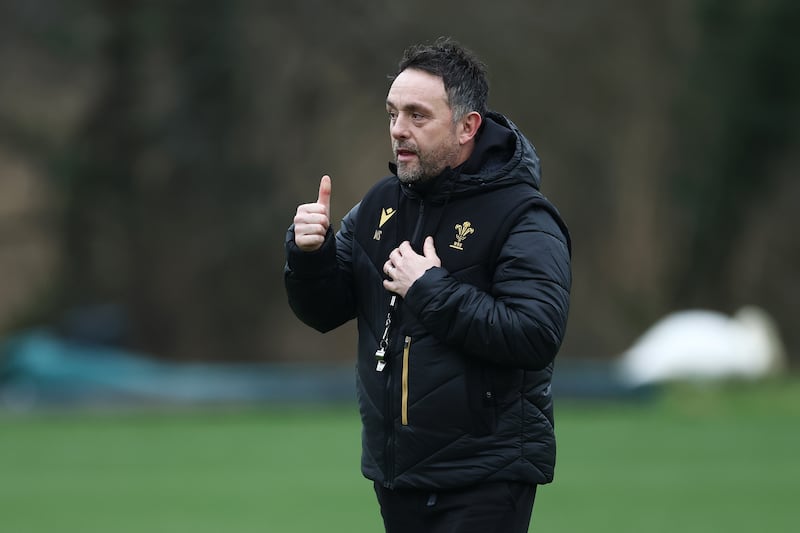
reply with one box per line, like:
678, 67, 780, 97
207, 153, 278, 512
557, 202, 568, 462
385, 100, 434, 115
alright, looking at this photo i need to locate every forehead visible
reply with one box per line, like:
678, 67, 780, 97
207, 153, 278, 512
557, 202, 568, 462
386, 68, 449, 110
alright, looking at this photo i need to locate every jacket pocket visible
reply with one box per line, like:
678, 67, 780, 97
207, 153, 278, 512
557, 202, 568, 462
401, 336, 411, 426
466, 362, 497, 436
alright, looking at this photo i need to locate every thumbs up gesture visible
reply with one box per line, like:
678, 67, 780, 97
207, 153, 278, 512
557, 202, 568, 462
293, 175, 332, 252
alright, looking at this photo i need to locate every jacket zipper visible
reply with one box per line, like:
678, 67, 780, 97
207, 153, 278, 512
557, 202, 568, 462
411, 200, 425, 246
385, 200, 426, 485
383, 360, 395, 486
401, 336, 412, 426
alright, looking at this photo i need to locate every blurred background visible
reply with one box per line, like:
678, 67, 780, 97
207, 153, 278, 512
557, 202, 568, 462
2, 0, 799, 368
1, 0, 799, 367
1, 0, 799, 531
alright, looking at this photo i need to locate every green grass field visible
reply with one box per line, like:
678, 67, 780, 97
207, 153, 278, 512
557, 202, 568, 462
1, 379, 798, 532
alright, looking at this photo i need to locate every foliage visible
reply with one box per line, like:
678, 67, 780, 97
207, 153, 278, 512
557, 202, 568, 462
0, 0, 798, 362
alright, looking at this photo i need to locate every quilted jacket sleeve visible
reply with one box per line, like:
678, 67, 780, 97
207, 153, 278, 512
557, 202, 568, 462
284, 204, 359, 333
403, 205, 571, 370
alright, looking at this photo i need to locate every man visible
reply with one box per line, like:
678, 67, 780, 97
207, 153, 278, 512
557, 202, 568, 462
285, 38, 571, 533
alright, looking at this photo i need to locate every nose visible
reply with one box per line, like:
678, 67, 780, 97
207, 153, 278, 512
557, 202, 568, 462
390, 114, 410, 140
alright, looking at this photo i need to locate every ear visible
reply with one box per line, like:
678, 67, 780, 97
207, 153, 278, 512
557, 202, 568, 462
458, 111, 483, 145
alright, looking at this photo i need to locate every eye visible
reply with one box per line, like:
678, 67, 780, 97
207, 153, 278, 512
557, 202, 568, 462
412, 112, 425, 121
387, 110, 397, 121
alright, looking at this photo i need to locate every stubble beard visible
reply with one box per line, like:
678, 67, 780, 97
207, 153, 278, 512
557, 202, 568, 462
395, 138, 461, 184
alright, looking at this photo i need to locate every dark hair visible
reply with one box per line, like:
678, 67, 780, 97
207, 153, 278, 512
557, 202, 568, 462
395, 37, 488, 121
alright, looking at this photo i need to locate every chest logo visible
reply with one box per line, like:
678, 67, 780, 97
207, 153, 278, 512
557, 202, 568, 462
379, 207, 397, 228
374, 207, 397, 241
449, 221, 475, 250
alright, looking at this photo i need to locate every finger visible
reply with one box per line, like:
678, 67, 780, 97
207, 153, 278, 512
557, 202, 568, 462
398, 241, 414, 256
317, 175, 332, 216
294, 210, 328, 226
296, 222, 328, 236
423, 236, 437, 257
295, 229, 326, 252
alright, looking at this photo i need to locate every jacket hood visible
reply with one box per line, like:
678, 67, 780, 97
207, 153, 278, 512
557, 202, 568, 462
390, 111, 542, 203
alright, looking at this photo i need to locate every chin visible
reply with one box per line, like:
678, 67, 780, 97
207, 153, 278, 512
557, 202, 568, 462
396, 165, 421, 184
397, 174, 420, 184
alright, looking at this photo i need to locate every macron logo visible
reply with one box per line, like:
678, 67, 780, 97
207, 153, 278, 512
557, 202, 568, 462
379, 208, 397, 228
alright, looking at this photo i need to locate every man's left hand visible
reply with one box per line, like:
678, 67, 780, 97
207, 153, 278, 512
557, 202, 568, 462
383, 236, 441, 298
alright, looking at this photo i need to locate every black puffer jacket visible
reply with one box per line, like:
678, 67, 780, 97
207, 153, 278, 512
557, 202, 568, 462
285, 112, 571, 490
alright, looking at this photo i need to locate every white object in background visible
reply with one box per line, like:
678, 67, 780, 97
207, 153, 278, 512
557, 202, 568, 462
618, 306, 787, 387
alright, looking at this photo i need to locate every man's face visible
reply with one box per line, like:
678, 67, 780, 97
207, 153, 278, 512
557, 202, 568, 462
386, 68, 462, 183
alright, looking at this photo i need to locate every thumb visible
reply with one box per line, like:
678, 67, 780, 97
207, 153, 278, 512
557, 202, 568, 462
423, 236, 437, 258
317, 175, 332, 215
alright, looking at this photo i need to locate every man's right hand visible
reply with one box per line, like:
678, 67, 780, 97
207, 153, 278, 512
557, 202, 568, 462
293, 175, 332, 252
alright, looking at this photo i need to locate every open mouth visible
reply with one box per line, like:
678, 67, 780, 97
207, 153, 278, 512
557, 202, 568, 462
395, 148, 418, 162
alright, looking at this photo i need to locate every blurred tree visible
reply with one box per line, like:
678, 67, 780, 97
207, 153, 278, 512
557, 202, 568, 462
669, 0, 800, 307
53, 0, 283, 359
0, 0, 797, 363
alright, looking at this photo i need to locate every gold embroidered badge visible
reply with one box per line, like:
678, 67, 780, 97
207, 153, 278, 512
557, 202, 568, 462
379, 208, 397, 228
449, 221, 475, 250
